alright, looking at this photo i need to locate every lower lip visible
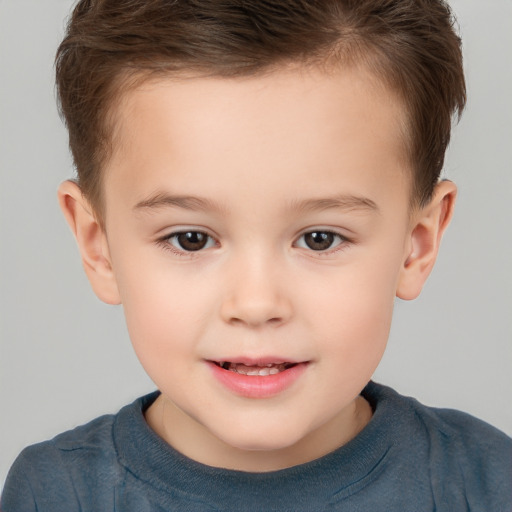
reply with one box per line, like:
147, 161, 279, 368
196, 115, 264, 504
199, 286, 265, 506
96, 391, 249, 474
207, 362, 308, 399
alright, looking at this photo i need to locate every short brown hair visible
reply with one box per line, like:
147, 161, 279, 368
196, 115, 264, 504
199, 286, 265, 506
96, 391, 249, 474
55, 0, 466, 219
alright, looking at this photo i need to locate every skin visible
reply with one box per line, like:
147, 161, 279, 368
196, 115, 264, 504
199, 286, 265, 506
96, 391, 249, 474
59, 65, 456, 472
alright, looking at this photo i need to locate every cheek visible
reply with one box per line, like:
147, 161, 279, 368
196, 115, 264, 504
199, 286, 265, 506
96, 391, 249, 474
306, 249, 402, 364
113, 259, 212, 374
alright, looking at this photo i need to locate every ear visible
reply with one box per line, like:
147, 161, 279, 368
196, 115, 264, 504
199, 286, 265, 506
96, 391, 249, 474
396, 180, 457, 300
58, 180, 121, 305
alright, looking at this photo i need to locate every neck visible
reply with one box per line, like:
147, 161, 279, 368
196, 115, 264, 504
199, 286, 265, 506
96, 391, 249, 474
145, 394, 372, 472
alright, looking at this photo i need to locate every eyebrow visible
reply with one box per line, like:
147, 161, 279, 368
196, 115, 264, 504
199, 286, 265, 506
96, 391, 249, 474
134, 193, 225, 213
288, 195, 379, 215
133, 192, 379, 215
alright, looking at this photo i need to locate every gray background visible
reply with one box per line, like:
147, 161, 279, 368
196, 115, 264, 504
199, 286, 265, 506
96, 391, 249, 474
1, 0, 511, 488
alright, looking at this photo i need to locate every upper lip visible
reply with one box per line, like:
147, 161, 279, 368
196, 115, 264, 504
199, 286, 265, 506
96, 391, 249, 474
209, 357, 304, 366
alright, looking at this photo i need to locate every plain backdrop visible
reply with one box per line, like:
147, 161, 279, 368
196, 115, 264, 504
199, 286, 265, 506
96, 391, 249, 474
1, 0, 511, 488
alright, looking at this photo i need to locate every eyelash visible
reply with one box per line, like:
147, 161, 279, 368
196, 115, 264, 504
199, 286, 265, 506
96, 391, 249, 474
156, 230, 217, 258
157, 229, 351, 257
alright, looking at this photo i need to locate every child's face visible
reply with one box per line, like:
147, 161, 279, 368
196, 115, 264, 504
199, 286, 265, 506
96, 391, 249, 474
94, 66, 420, 468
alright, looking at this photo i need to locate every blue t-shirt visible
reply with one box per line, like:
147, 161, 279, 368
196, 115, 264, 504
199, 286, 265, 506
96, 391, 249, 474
2, 381, 511, 511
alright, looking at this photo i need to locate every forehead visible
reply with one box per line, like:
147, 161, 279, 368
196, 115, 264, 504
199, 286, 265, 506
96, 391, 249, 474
104, 65, 410, 213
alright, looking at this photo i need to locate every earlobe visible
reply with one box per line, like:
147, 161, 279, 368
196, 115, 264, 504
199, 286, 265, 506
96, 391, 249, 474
396, 180, 457, 300
57, 180, 121, 305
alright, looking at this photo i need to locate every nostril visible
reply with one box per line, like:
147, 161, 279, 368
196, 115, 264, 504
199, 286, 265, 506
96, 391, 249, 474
234, 316, 284, 328
220, 288, 293, 327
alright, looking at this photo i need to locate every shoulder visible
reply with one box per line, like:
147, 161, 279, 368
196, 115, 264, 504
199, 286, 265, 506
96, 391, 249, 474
405, 391, 512, 463
1, 393, 158, 512
367, 381, 511, 452
367, 382, 512, 511
420, 403, 511, 511
1, 413, 117, 511
23, 410, 117, 466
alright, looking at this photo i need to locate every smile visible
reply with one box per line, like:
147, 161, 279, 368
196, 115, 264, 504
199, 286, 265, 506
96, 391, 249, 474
208, 359, 308, 398
216, 361, 297, 376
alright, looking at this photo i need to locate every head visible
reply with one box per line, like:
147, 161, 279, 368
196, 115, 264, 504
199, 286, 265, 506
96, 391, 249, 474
57, 0, 465, 470
56, 0, 465, 220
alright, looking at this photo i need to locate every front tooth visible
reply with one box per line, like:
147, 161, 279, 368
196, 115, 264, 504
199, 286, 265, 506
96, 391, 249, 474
258, 367, 271, 376
247, 370, 260, 376
269, 367, 280, 375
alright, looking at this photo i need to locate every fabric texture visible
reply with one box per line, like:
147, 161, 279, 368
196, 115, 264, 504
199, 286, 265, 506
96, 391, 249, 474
2, 381, 511, 511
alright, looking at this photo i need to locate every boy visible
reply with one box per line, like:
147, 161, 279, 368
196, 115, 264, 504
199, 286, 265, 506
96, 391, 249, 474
2, 0, 511, 510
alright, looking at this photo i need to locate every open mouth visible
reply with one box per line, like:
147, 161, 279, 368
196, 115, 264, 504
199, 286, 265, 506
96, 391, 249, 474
213, 361, 297, 376
208, 359, 308, 397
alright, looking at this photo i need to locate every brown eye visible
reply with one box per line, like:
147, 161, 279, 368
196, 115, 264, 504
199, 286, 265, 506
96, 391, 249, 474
296, 231, 345, 252
304, 232, 335, 251
172, 231, 212, 251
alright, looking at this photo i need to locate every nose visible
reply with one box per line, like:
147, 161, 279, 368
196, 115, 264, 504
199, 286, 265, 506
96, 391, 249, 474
219, 253, 293, 328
